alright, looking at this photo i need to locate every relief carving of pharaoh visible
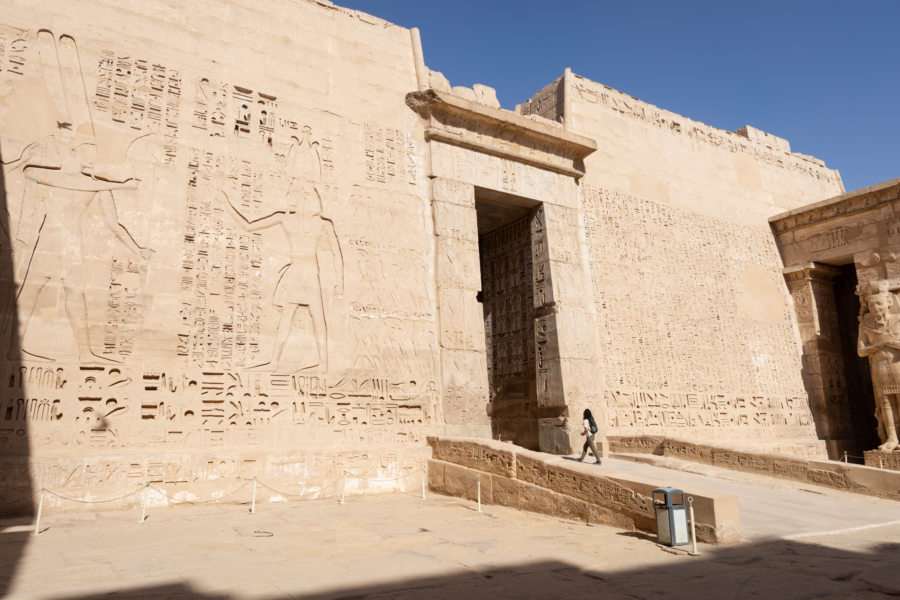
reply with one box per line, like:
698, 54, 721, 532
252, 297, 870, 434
857, 281, 900, 451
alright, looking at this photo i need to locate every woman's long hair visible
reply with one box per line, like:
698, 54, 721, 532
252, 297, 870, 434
583, 408, 597, 435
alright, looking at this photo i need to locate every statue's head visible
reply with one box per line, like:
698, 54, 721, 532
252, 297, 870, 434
868, 292, 893, 319
863, 281, 897, 322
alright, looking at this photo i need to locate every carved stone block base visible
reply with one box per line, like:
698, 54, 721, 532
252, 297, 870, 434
864, 450, 900, 471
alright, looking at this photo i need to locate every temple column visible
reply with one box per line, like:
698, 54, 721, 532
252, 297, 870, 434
784, 262, 849, 458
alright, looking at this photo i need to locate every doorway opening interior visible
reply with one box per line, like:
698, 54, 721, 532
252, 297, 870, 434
832, 263, 879, 458
475, 188, 544, 449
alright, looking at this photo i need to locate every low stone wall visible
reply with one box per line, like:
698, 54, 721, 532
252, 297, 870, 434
864, 450, 900, 472
427, 437, 741, 544
610, 436, 900, 501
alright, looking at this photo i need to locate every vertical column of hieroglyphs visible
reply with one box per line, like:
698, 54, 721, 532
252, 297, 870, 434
532, 201, 603, 453
783, 264, 851, 456
479, 215, 536, 446
431, 178, 489, 431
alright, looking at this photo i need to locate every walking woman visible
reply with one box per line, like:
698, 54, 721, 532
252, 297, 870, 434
577, 409, 602, 464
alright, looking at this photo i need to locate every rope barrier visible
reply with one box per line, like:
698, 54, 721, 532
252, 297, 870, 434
348, 468, 425, 483
41, 486, 144, 504
254, 476, 343, 499
28, 466, 430, 535
147, 480, 252, 505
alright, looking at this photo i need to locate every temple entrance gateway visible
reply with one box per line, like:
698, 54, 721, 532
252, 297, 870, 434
409, 85, 600, 454
832, 264, 879, 456
771, 179, 900, 467
475, 190, 552, 448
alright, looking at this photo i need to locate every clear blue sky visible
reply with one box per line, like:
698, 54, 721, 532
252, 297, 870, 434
341, 1, 898, 194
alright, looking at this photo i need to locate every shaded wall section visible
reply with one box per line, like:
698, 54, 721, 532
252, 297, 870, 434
0, 135, 32, 597
478, 212, 537, 447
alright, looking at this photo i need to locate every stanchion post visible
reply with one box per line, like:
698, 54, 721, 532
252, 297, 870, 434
33, 488, 44, 536
477, 476, 482, 513
687, 496, 700, 556
139, 482, 149, 524
843, 451, 848, 463
421, 469, 426, 500
339, 471, 347, 505
251, 478, 257, 514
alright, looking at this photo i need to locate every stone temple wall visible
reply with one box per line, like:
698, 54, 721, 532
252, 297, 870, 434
521, 73, 845, 455
0, 0, 442, 512
0, 0, 853, 512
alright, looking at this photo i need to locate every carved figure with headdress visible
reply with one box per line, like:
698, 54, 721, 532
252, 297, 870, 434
857, 280, 900, 451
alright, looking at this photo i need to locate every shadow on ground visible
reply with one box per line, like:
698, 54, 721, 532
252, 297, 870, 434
29, 537, 900, 599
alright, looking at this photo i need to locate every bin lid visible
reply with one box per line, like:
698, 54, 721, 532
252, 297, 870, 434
651, 487, 685, 506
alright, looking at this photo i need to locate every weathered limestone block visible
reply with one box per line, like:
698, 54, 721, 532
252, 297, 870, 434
433, 200, 479, 242
431, 178, 475, 208
436, 237, 481, 290
427, 436, 516, 478
472, 84, 500, 109
864, 450, 900, 471
450, 86, 477, 102
441, 349, 490, 427
428, 69, 451, 92
538, 417, 572, 454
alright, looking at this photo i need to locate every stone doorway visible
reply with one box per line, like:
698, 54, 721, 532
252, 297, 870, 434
832, 264, 880, 457
475, 188, 545, 448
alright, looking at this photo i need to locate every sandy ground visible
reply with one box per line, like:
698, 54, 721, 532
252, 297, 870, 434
0, 484, 898, 600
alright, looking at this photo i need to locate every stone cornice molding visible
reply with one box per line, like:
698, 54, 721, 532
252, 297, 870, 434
770, 178, 900, 234
782, 263, 842, 284
405, 89, 597, 179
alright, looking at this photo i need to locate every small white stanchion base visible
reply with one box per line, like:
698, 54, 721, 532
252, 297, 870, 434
688, 496, 700, 556
33, 489, 44, 536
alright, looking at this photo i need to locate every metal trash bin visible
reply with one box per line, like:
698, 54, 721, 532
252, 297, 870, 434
652, 487, 689, 546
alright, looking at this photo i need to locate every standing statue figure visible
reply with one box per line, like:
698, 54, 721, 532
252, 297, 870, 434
218, 180, 343, 372
857, 283, 900, 451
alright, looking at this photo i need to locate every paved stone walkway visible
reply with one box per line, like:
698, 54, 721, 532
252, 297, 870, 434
586, 455, 900, 539
0, 481, 898, 599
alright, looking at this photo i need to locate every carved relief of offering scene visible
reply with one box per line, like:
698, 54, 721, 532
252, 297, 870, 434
0, 25, 438, 460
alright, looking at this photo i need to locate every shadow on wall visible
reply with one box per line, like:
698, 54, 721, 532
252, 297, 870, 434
14, 537, 900, 599
0, 138, 31, 595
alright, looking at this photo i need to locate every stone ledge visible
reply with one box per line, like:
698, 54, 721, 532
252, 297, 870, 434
426, 436, 741, 544
864, 450, 900, 472
610, 436, 900, 501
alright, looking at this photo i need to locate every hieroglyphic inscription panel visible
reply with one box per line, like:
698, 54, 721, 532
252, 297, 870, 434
0, 1, 436, 508
582, 185, 818, 448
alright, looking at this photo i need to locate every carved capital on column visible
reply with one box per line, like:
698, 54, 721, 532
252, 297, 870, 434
783, 262, 842, 287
